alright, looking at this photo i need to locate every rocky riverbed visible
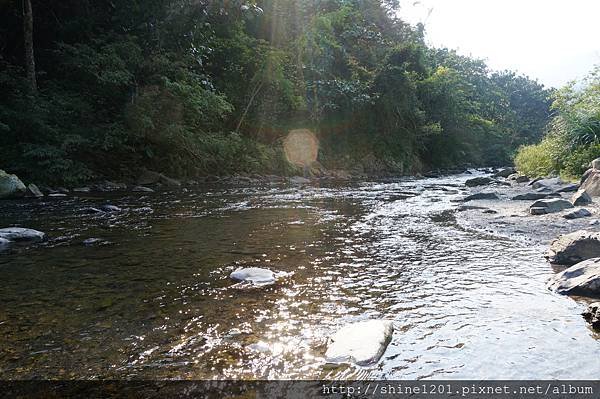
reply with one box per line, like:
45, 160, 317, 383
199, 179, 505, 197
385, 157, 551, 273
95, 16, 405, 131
455, 179, 600, 246
2, 169, 600, 379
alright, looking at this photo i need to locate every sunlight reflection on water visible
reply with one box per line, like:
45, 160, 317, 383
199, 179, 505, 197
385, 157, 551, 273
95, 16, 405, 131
1, 174, 600, 379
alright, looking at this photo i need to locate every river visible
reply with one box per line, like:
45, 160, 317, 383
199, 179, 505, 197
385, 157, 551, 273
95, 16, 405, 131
1, 173, 600, 379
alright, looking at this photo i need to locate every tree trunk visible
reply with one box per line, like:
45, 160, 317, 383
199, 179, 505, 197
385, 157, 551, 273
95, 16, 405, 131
23, 0, 37, 93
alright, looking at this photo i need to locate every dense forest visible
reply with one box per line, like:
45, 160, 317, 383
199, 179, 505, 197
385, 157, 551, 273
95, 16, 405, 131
516, 66, 600, 179
1, 0, 553, 185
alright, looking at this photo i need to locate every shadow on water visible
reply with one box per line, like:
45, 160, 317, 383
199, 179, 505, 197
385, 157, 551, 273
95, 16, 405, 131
1, 174, 600, 379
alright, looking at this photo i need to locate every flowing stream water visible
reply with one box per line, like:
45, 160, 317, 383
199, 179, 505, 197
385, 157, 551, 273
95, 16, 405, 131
1, 173, 600, 379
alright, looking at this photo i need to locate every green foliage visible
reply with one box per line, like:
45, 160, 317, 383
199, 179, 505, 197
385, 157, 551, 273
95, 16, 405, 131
515, 66, 600, 179
514, 134, 564, 178
0, 0, 552, 184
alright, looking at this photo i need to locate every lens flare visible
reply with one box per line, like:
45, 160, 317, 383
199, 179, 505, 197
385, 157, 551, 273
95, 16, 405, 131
283, 129, 319, 167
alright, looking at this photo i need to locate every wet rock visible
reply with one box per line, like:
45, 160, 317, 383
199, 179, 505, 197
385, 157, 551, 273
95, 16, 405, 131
529, 198, 573, 214
48, 193, 67, 197
98, 205, 121, 212
230, 267, 277, 285
582, 302, 600, 330
25, 183, 44, 198
564, 208, 592, 220
93, 181, 127, 192
325, 320, 394, 366
556, 184, 579, 193
547, 230, 600, 265
465, 177, 494, 187
0, 227, 45, 242
83, 207, 103, 214
462, 192, 499, 201
73, 187, 91, 193
132, 186, 154, 193
493, 167, 516, 178
482, 209, 498, 214
512, 193, 549, 201
0, 170, 26, 199
547, 257, 600, 295
572, 190, 592, 206
0, 237, 11, 247
57, 187, 70, 194
83, 238, 102, 246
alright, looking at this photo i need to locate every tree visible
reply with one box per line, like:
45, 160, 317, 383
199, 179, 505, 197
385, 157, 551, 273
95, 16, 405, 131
23, 0, 36, 93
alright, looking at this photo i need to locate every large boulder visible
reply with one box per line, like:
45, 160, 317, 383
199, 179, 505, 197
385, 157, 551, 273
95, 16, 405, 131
529, 198, 573, 214
580, 169, 600, 197
572, 190, 592, 206
547, 230, 600, 265
547, 258, 600, 296
325, 320, 393, 366
0, 227, 45, 242
0, 170, 26, 199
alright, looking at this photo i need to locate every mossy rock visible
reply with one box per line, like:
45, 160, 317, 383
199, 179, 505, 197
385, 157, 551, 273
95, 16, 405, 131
0, 169, 26, 199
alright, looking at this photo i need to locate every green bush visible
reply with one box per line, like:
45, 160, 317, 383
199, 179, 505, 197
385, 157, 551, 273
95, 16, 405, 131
514, 135, 564, 178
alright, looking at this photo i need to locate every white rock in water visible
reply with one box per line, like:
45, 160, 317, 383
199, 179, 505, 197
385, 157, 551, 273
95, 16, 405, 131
325, 320, 393, 366
230, 267, 277, 285
0, 227, 45, 242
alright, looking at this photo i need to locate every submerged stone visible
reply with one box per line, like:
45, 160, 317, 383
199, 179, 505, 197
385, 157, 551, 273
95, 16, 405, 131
132, 186, 155, 193
98, 204, 122, 212
325, 320, 394, 366
230, 267, 277, 285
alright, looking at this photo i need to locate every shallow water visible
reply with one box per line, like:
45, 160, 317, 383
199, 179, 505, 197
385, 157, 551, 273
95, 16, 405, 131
1, 173, 600, 379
